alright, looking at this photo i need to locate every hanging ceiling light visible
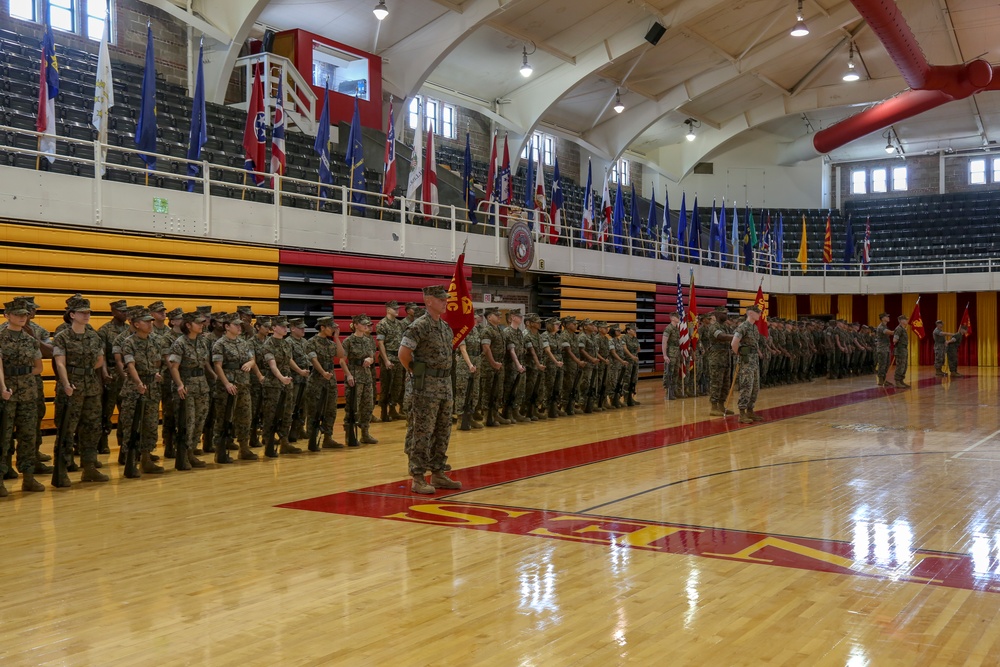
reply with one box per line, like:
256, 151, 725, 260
613, 89, 625, 113
843, 42, 860, 82
790, 0, 809, 37
519, 45, 533, 77
684, 118, 699, 141
883, 129, 895, 153
373, 0, 388, 20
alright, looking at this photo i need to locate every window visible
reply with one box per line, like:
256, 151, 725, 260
424, 98, 438, 133
609, 159, 630, 186
871, 168, 887, 193
440, 104, 455, 139
10, 1, 112, 41
892, 166, 907, 191
970, 159, 987, 185
312, 42, 370, 100
992, 158, 1000, 183
520, 132, 554, 166
407, 96, 455, 137
850, 169, 866, 194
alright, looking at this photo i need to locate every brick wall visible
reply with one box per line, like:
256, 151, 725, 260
836, 153, 1000, 205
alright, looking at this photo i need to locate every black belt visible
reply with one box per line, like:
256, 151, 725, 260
65, 365, 94, 377
179, 368, 205, 378
349, 358, 369, 365
221, 363, 242, 370
3, 365, 32, 376
138, 373, 158, 383
424, 367, 451, 378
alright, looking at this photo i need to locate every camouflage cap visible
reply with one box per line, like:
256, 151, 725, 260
196, 305, 213, 315
669, 311, 681, 319
561, 315, 576, 325
545, 316, 561, 326
166, 307, 184, 320
422, 285, 450, 300
879, 312, 890, 319
935, 319, 943, 325
483, 307, 499, 317
746, 304, 761, 313
404, 302, 418, 311
352, 313, 372, 326
272, 316, 289, 327
208, 311, 227, 322
581, 318, 593, 326
236, 305, 256, 317
288, 317, 306, 329
316, 316, 336, 329
898, 314, 908, 321
109, 299, 128, 311
474, 308, 484, 317
385, 300, 399, 309
147, 300, 167, 312
130, 307, 154, 322
219, 312, 241, 325
524, 313, 541, 323
506, 308, 523, 320
255, 316, 273, 327
182, 311, 207, 324
4, 298, 30, 316
66, 295, 92, 312
15, 296, 37, 310
125, 305, 145, 320
596, 320, 609, 328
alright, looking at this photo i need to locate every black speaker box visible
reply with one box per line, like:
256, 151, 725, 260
645, 22, 666, 46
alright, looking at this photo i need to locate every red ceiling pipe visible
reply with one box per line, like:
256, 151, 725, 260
850, 0, 929, 88
813, 89, 952, 154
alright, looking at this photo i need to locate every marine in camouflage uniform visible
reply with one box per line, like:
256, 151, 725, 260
454, 311, 482, 430
211, 313, 259, 463
119, 307, 166, 477
0, 298, 45, 494
606, 325, 627, 408
157, 307, 184, 457
303, 317, 344, 449
579, 319, 603, 412
287, 318, 310, 442
501, 310, 528, 422
261, 317, 307, 456
52, 295, 109, 486
559, 317, 585, 416
248, 317, 272, 448
947, 324, 967, 377
732, 306, 763, 424
341, 314, 378, 444
198, 312, 227, 454
540, 317, 564, 418
932, 320, 951, 377
521, 314, 547, 420
376, 300, 405, 422
593, 322, 612, 410
892, 315, 910, 387
704, 308, 735, 416
167, 312, 213, 470
661, 313, 681, 400
19, 296, 53, 472
480, 308, 509, 426
623, 325, 641, 406
97, 299, 130, 454
400, 285, 462, 494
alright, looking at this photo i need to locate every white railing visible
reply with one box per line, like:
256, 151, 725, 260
233, 53, 317, 136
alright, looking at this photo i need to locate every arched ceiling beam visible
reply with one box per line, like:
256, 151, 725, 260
196, 0, 271, 104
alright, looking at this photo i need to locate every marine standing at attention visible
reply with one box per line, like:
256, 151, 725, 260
731, 305, 763, 424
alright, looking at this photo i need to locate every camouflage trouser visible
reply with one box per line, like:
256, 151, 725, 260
57, 388, 101, 465
454, 358, 480, 417
934, 348, 945, 372
33, 375, 44, 450
894, 351, 908, 383
211, 380, 252, 447
946, 346, 959, 373
503, 364, 525, 410
607, 362, 623, 398
108, 375, 125, 446
562, 361, 581, 407
875, 348, 891, 382
249, 379, 264, 440
346, 380, 374, 428
379, 358, 404, 406
591, 363, 608, 404
662, 353, 680, 394
736, 355, 760, 410
288, 380, 307, 440
179, 376, 210, 452
1, 399, 38, 474
404, 391, 453, 476
578, 363, 594, 403
119, 384, 162, 454
262, 385, 295, 444
161, 375, 176, 447
542, 363, 560, 406
480, 364, 504, 412
522, 367, 543, 410
708, 354, 732, 405
302, 376, 337, 439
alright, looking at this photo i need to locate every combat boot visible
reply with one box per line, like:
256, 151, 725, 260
494, 408, 511, 425
738, 409, 753, 424
33, 460, 53, 474
610, 394, 621, 409
140, 452, 164, 474
499, 405, 512, 422
430, 472, 462, 490
723, 405, 735, 416
21, 472, 44, 492
280, 439, 304, 454
471, 416, 484, 428
52, 469, 72, 488
238, 441, 259, 461
81, 461, 109, 482
389, 404, 403, 421
380, 404, 390, 422
749, 409, 764, 422
37, 450, 52, 462
360, 428, 378, 445
187, 449, 207, 468
626, 394, 635, 406
514, 407, 531, 423
667, 387, 676, 401
123, 447, 140, 479
321, 433, 344, 449
411, 475, 435, 494
215, 443, 235, 464
0, 479, 6, 497
709, 402, 724, 417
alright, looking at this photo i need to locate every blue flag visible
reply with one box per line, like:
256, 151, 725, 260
135, 24, 157, 169
689, 196, 700, 259
524, 145, 534, 211
676, 192, 688, 258
629, 184, 640, 240
314, 82, 332, 199
464, 131, 477, 223
718, 200, 727, 263
646, 188, 657, 258
843, 215, 855, 265
776, 213, 784, 271
708, 199, 718, 253
344, 95, 367, 216
660, 188, 671, 259
186, 41, 207, 192
742, 204, 753, 268
612, 179, 625, 253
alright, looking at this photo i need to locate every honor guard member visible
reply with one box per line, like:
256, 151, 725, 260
197, 312, 227, 455
874, 313, 894, 386
399, 285, 462, 494
932, 320, 953, 377
375, 300, 404, 423
18, 297, 54, 472
471, 309, 490, 422
559, 316, 584, 416
119, 307, 166, 477
480, 308, 508, 426
705, 307, 736, 416
211, 313, 259, 463
248, 316, 272, 448
577, 319, 601, 413
731, 305, 763, 424
167, 312, 215, 470
606, 324, 628, 408
341, 314, 379, 444
0, 299, 45, 493
540, 317, 563, 418
261, 317, 309, 456
501, 309, 528, 423
892, 315, 910, 388
623, 324, 641, 406
662, 312, 682, 400
303, 317, 345, 449
593, 322, 612, 410
160, 307, 184, 458
97, 299, 130, 454
287, 318, 310, 442
52, 295, 110, 486
946, 323, 967, 377
520, 314, 546, 420
454, 310, 482, 430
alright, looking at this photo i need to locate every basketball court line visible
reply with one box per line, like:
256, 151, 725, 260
950, 427, 1000, 460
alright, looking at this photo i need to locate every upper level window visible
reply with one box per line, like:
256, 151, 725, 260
850, 169, 866, 194
312, 42, 370, 100
871, 168, 887, 193
609, 159, 630, 186
970, 158, 987, 185
10, 1, 112, 42
407, 95, 455, 137
892, 166, 907, 191
520, 132, 554, 166
992, 157, 1000, 183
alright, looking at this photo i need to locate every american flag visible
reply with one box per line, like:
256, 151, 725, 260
676, 272, 690, 379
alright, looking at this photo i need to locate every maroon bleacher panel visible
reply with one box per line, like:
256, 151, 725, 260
281, 250, 471, 279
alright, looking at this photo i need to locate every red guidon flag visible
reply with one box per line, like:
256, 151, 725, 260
444, 253, 475, 349
754, 285, 769, 338
960, 303, 972, 335
909, 298, 925, 339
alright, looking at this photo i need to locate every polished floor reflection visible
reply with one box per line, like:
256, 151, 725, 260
4, 369, 1000, 665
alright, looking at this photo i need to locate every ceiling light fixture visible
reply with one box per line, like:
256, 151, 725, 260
373, 0, 388, 21
843, 42, 860, 82
790, 0, 809, 37
684, 118, 700, 142
613, 89, 625, 113
883, 128, 896, 154
519, 44, 535, 78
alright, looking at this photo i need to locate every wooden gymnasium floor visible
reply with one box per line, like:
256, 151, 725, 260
4, 368, 1000, 666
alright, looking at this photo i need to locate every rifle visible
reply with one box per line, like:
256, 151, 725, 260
250, 380, 264, 446
175, 395, 188, 456
549, 365, 563, 415
459, 372, 476, 431
568, 361, 587, 411
614, 361, 627, 399
723, 359, 741, 416
505, 368, 523, 412
219, 391, 237, 452
628, 360, 638, 398
290, 381, 307, 437
308, 382, 330, 450
98, 380, 114, 448
344, 381, 359, 447
123, 394, 146, 477
51, 392, 72, 487
265, 387, 288, 457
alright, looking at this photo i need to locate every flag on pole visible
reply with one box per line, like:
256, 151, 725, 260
687, 269, 699, 358
404, 97, 422, 217
315, 81, 333, 199
270, 79, 286, 180
797, 214, 808, 273
422, 129, 439, 217
382, 97, 397, 206
135, 24, 157, 169
499, 133, 512, 221
718, 199, 727, 265
776, 213, 785, 271
676, 273, 690, 378
660, 188, 671, 259
581, 158, 595, 246
36, 21, 60, 163
823, 213, 833, 264
843, 215, 855, 265
185, 40, 207, 191
612, 179, 625, 253
92, 17, 113, 173
599, 175, 612, 246
754, 285, 769, 337
742, 205, 754, 268
709, 199, 719, 253
549, 157, 563, 243
444, 252, 476, 349
909, 298, 926, 339
689, 196, 700, 259
730, 202, 739, 267
676, 192, 688, 256
748, 207, 758, 247
533, 148, 546, 236
862, 216, 871, 272
960, 303, 972, 335
761, 212, 772, 271
345, 95, 367, 215
463, 130, 477, 224
242, 63, 267, 185
484, 131, 497, 208
629, 183, 640, 245
645, 188, 657, 258
523, 143, 535, 212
